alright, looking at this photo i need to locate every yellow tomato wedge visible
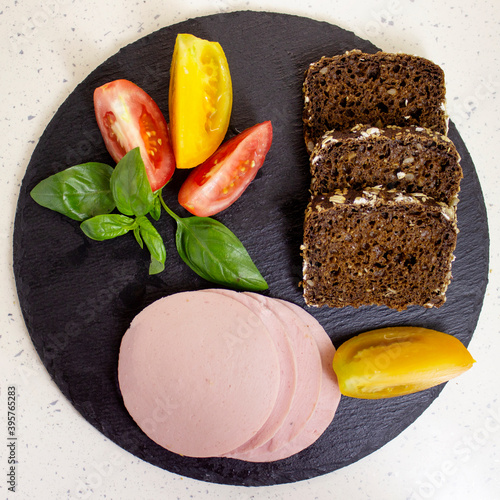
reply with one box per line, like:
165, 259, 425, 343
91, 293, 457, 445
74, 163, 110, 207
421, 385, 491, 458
332, 327, 475, 399
169, 33, 233, 169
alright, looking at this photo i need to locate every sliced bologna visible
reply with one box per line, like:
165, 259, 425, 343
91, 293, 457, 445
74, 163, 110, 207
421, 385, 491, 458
205, 289, 298, 453
240, 299, 341, 462
117, 290, 281, 458
226, 292, 323, 462
281, 300, 341, 441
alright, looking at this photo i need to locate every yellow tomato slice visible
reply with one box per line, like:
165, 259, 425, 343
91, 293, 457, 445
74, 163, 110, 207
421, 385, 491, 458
332, 327, 475, 399
169, 33, 232, 169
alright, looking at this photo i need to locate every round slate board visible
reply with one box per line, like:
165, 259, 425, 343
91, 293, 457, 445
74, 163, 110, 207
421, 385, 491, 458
13, 11, 489, 486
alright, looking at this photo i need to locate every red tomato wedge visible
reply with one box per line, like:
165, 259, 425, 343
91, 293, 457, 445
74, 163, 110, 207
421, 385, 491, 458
178, 121, 273, 217
94, 79, 175, 191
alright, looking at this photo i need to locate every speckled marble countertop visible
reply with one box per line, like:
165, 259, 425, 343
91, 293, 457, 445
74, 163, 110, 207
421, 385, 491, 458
1, 1, 499, 499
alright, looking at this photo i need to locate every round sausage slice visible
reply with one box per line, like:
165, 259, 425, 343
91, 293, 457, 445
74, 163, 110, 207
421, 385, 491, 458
229, 293, 323, 461
118, 290, 281, 458
243, 300, 341, 462
206, 289, 297, 454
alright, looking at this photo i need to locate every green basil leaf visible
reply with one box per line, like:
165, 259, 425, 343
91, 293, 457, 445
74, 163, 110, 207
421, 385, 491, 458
149, 192, 162, 221
30, 163, 115, 221
138, 217, 166, 275
133, 226, 144, 249
80, 214, 136, 241
110, 148, 154, 216
149, 256, 165, 275
174, 216, 268, 291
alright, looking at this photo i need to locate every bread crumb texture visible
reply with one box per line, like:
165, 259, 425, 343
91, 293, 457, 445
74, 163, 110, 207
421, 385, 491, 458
310, 124, 462, 205
303, 50, 448, 151
302, 188, 458, 311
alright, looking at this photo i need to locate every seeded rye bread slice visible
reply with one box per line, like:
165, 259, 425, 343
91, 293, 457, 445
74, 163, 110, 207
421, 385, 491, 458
303, 50, 448, 152
301, 187, 458, 311
310, 124, 463, 205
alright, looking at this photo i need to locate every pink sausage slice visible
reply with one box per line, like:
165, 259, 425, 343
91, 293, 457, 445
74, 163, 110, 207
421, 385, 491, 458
244, 300, 341, 462
229, 293, 323, 461
206, 289, 297, 454
118, 291, 281, 458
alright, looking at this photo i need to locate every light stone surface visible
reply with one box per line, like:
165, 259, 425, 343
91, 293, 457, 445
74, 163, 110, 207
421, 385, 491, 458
1, 0, 499, 499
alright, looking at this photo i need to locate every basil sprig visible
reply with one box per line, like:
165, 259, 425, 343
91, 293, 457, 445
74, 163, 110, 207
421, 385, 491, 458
31, 149, 165, 274
30, 147, 267, 289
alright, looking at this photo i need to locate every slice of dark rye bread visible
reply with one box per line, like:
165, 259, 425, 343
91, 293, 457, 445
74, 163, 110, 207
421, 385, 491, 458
301, 187, 458, 311
303, 50, 448, 152
309, 124, 463, 205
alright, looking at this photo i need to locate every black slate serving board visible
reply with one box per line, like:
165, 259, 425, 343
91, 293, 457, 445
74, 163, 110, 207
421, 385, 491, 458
13, 11, 489, 486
